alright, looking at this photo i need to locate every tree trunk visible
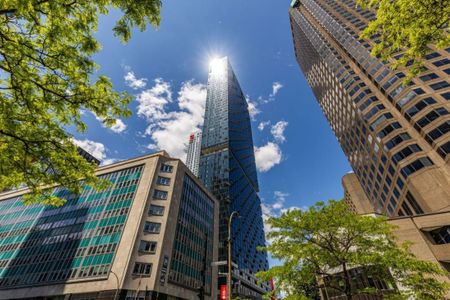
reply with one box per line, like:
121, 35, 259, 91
342, 262, 353, 300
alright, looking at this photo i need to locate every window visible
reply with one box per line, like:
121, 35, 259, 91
401, 202, 413, 216
400, 157, 433, 178
397, 91, 416, 108
397, 178, 404, 189
359, 96, 378, 112
153, 189, 168, 200
156, 176, 171, 186
138, 241, 157, 254
442, 92, 450, 100
414, 88, 425, 95
425, 52, 441, 60
160, 164, 173, 173
370, 113, 392, 130
149, 204, 165, 216
378, 122, 401, 139
364, 104, 385, 121
385, 133, 411, 150
416, 108, 449, 129
430, 226, 450, 245
419, 73, 438, 82
437, 141, 450, 159
406, 192, 424, 214
392, 144, 421, 164
382, 75, 399, 91
144, 222, 161, 233
426, 121, 450, 142
430, 81, 450, 91
405, 97, 436, 120
133, 262, 152, 275
433, 58, 450, 67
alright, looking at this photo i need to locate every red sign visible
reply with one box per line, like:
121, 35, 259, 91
220, 285, 227, 300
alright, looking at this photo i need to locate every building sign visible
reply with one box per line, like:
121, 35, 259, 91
220, 285, 227, 300
160, 255, 169, 285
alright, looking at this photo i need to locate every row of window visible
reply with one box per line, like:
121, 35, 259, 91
131, 163, 173, 277
293, 3, 438, 218
0, 166, 144, 288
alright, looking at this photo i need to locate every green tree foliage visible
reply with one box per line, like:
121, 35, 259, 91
258, 200, 450, 300
357, 0, 449, 80
0, 0, 161, 205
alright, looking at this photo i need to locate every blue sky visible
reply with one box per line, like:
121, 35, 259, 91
73, 0, 351, 244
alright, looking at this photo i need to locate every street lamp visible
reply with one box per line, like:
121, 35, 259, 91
227, 211, 240, 300
110, 270, 119, 300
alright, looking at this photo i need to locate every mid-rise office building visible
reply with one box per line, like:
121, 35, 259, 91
289, 0, 450, 217
186, 132, 202, 176
199, 57, 270, 298
0, 151, 219, 300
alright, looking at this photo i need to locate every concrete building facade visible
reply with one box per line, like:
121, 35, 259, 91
342, 173, 450, 297
186, 132, 202, 177
0, 151, 219, 300
289, 0, 450, 217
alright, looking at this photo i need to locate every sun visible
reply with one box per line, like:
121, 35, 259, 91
209, 57, 226, 75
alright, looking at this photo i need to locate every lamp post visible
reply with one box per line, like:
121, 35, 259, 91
227, 211, 240, 300
110, 270, 120, 300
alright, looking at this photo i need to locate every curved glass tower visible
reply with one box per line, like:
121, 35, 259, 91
199, 57, 269, 298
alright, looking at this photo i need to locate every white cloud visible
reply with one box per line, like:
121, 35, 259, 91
136, 78, 207, 161
101, 158, 120, 166
258, 121, 270, 131
93, 114, 127, 133
72, 138, 107, 161
256, 81, 284, 104
254, 142, 282, 172
136, 78, 173, 123
261, 202, 275, 235
110, 119, 127, 133
246, 96, 260, 120
124, 71, 147, 90
270, 82, 283, 97
261, 191, 294, 239
280, 206, 303, 214
273, 191, 289, 209
270, 121, 288, 143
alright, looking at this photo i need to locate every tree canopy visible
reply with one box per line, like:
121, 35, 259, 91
357, 0, 449, 80
0, 0, 161, 205
258, 200, 450, 300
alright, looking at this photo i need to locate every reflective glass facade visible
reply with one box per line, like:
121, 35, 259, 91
0, 165, 143, 288
169, 175, 215, 293
289, 0, 450, 217
199, 57, 269, 296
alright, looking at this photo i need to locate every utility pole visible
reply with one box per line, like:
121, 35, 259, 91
227, 211, 240, 300
198, 232, 208, 300
110, 270, 120, 300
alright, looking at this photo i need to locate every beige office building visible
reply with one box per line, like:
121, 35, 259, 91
0, 151, 219, 300
289, 0, 450, 217
343, 173, 450, 288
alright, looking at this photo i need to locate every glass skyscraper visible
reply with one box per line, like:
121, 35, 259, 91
289, 0, 450, 217
199, 57, 269, 298
186, 131, 202, 176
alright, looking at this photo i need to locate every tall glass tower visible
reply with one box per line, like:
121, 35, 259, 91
199, 57, 269, 298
